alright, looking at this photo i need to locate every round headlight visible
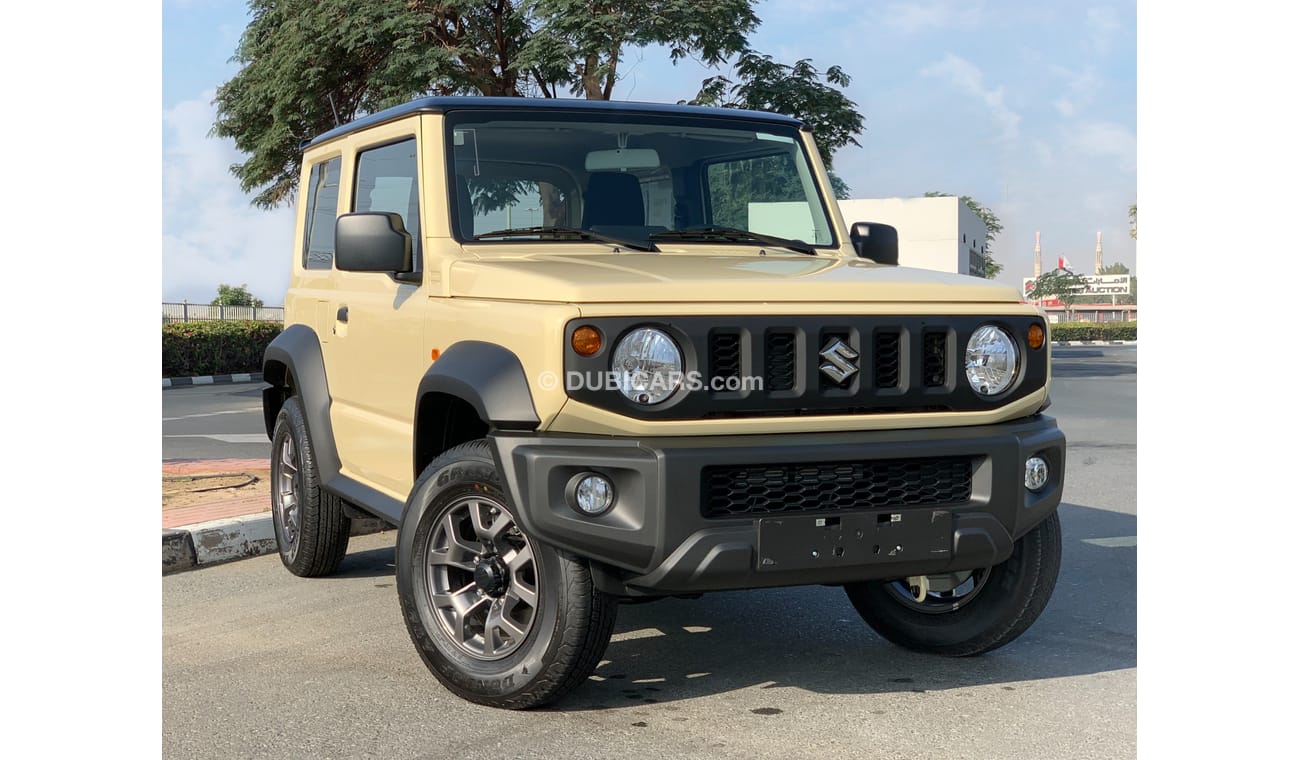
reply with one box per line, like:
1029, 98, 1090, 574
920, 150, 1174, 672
612, 327, 683, 405
965, 325, 1019, 395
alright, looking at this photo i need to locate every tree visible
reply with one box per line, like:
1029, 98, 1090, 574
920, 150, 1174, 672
212, 284, 264, 308
214, 1, 857, 211
925, 192, 1003, 278
1025, 269, 1087, 318
1099, 262, 1137, 305
1128, 203, 1137, 239
686, 50, 863, 198
519, 0, 757, 99
214, 0, 538, 208
516, 1, 761, 224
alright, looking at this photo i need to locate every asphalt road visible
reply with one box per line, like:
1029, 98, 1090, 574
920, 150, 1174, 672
163, 346, 1136, 759
163, 383, 269, 460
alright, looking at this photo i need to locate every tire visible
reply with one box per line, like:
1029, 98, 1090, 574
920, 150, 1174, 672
844, 511, 1062, 656
269, 396, 350, 577
396, 439, 618, 709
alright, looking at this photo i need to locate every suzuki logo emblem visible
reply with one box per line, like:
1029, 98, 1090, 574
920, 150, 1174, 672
819, 338, 860, 384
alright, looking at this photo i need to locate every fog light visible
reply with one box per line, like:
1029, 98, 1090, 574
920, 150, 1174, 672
1025, 456, 1049, 492
572, 473, 615, 515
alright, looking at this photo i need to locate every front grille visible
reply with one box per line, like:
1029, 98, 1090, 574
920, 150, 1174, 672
709, 332, 741, 383
923, 331, 947, 387
764, 331, 797, 391
702, 456, 974, 518
874, 331, 900, 388
565, 315, 1048, 420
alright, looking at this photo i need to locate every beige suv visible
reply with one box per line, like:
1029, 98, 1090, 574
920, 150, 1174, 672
262, 96, 1065, 709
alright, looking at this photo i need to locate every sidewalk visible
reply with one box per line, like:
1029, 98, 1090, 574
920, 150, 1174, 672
162, 458, 387, 574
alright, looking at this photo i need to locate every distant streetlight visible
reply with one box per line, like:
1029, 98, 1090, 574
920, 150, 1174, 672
525, 207, 540, 226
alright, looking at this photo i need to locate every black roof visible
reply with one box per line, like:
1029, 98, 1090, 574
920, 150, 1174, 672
304, 96, 806, 148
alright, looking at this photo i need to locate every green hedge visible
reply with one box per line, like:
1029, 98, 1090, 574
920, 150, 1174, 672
1049, 321, 1136, 342
163, 321, 283, 377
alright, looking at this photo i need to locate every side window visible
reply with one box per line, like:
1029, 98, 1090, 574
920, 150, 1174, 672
354, 138, 421, 260
302, 157, 341, 269
639, 172, 674, 228
456, 174, 579, 236
464, 179, 549, 234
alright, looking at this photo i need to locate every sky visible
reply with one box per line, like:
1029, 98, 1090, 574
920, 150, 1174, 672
161, 0, 1137, 304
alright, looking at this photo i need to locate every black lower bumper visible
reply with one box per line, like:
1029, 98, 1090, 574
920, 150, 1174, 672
491, 415, 1065, 595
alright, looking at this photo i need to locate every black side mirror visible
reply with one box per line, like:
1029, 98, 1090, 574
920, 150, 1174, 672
335, 213, 413, 273
849, 222, 899, 266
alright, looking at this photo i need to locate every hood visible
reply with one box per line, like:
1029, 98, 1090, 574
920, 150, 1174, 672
448, 253, 1021, 304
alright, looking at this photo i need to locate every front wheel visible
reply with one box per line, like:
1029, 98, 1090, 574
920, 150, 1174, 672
396, 440, 618, 709
844, 511, 1062, 656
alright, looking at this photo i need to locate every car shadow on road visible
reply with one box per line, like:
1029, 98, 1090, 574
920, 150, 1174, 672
320, 503, 1134, 709
332, 543, 398, 578
556, 501, 1135, 710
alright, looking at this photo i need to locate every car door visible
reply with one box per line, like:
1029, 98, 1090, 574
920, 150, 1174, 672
326, 122, 430, 499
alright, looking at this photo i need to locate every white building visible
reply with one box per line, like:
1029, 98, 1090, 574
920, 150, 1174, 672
837, 196, 989, 276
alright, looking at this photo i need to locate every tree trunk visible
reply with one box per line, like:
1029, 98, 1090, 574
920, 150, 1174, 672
539, 183, 564, 227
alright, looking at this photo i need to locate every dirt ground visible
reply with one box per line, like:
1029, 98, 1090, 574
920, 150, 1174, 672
162, 469, 272, 510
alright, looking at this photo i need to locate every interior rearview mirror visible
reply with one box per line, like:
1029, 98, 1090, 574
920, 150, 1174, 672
850, 221, 899, 266
335, 213, 414, 274
585, 148, 660, 172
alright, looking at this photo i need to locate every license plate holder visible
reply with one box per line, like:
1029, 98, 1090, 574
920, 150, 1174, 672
756, 510, 953, 572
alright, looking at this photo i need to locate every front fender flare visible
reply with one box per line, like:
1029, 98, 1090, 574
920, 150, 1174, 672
414, 341, 541, 431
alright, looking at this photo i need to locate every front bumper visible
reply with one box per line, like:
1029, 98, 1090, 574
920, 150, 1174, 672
490, 415, 1065, 595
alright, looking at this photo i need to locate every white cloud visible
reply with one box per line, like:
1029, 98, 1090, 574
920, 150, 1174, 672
921, 53, 1021, 142
1050, 65, 1103, 118
1086, 6, 1123, 53
876, 0, 986, 34
162, 92, 294, 304
1032, 139, 1056, 166
1068, 120, 1137, 172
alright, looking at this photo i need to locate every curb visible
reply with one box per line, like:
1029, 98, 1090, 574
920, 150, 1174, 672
163, 372, 263, 389
1052, 340, 1136, 346
162, 515, 389, 575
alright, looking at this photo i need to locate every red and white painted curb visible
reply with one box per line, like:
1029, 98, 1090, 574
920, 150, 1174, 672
162, 458, 387, 575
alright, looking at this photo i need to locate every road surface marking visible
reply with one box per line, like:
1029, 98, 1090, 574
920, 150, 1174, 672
164, 434, 269, 444
1082, 536, 1137, 548
163, 407, 262, 422
611, 627, 667, 642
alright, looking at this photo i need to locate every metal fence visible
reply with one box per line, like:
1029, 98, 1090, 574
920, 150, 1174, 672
163, 302, 285, 324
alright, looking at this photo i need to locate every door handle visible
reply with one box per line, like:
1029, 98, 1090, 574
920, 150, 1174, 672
336, 306, 349, 323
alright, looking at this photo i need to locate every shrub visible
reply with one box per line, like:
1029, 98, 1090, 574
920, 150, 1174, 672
163, 321, 283, 377
1049, 322, 1136, 342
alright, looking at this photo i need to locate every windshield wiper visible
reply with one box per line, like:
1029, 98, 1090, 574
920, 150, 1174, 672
650, 226, 817, 255
472, 225, 657, 252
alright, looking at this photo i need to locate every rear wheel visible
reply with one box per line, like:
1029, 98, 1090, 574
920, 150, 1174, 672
396, 439, 617, 709
269, 396, 350, 577
845, 511, 1061, 656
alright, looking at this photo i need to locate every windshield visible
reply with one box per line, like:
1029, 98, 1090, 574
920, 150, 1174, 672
446, 111, 836, 249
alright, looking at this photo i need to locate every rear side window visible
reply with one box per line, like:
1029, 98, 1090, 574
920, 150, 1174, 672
302, 157, 341, 269
354, 139, 421, 260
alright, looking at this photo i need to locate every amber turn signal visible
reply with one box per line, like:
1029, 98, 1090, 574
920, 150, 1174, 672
1027, 324, 1045, 350
571, 325, 602, 356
